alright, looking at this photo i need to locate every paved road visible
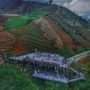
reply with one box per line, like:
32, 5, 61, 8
68, 50, 90, 64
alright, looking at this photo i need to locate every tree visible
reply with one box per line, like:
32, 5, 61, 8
57, 44, 74, 57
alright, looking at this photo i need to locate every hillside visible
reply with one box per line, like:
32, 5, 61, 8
10, 23, 55, 55
0, 1, 90, 55
2, 11, 54, 55
51, 7, 90, 47
39, 5, 90, 47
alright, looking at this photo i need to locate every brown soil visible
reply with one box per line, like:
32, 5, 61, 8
12, 41, 28, 55
0, 32, 16, 51
10, 28, 28, 55
79, 29, 90, 46
33, 18, 63, 47
77, 56, 90, 64
44, 16, 74, 48
77, 56, 90, 71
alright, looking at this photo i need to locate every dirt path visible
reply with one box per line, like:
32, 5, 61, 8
44, 16, 74, 48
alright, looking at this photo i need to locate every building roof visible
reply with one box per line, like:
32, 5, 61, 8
10, 52, 68, 68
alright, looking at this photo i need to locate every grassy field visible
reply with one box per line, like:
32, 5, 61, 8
0, 63, 39, 90
0, 62, 69, 90
0, 61, 90, 90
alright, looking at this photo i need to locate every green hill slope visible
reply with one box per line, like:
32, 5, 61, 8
3, 11, 48, 30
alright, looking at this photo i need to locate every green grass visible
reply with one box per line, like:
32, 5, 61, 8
0, 62, 90, 90
27, 11, 49, 20
57, 45, 74, 57
70, 58, 90, 90
0, 63, 39, 90
3, 11, 48, 30
0, 63, 69, 90
4, 17, 29, 30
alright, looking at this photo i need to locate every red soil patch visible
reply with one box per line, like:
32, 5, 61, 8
12, 41, 28, 55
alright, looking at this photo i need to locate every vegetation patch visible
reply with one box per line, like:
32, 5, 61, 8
0, 62, 90, 90
3, 11, 48, 30
0, 63, 39, 90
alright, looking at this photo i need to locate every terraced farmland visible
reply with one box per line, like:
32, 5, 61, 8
33, 17, 63, 47
49, 6, 90, 48
10, 23, 54, 55
44, 16, 74, 48
0, 32, 15, 52
1, 11, 54, 55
